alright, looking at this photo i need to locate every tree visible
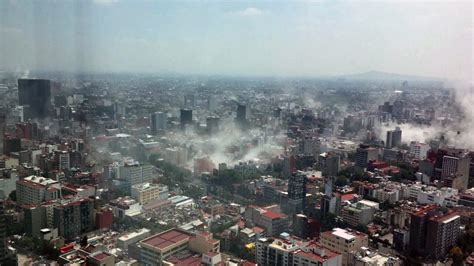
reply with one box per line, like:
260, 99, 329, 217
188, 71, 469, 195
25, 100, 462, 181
355, 224, 369, 234
8, 190, 16, 201
320, 213, 346, 231
335, 176, 348, 187
80, 235, 88, 247
450, 246, 463, 265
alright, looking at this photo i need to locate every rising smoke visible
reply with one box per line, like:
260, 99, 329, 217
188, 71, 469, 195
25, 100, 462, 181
164, 117, 285, 168
378, 82, 474, 150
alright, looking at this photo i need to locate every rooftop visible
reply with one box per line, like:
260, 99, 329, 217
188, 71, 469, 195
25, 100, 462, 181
294, 242, 340, 263
141, 229, 192, 251
261, 210, 286, 220
24, 175, 58, 185
91, 251, 112, 261
132, 182, 168, 191
324, 228, 366, 241
118, 228, 151, 241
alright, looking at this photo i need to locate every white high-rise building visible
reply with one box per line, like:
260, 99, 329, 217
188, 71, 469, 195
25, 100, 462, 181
409, 141, 430, 160
16, 175, 61, 206
119, 162, 154, 186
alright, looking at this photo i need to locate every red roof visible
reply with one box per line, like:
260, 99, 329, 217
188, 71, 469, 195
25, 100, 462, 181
142, 229, 191, 250
204, 251, 219, 257
340, 193, 356, 201
197, 230, 211, 237
92, 252, 111, 261
262, 210, 285, 219
252, 226, 265, 234
294, 242, 340, 263
166, 254, 201, 266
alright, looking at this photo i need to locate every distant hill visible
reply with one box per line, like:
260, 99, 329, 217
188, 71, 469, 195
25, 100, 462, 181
334, 70, 443, 82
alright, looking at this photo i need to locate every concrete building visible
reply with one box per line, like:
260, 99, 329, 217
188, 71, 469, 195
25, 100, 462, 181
88, 251, 115, 266
409, 205, 461, 259
16, 175, 60, 206
287, 172, 307, 214
163, 147, 188, 166
318, 152, 341, 177
109, 197, 142, 219
293, 242, 342, 266
355, 145, 378, 168
320, 228, 369, 266
348, 248, 401, 266
441, 151, 470, 191
301, 137, 321, 156
117, 228, 152, 250
119, 162, 154, 189
131, 182, 169, 204
56, 151, 70, 171
416, 186, 458, 207
188, 231, 220, 254
201, 252, 222, 266
53, 198, 95, 240
139, 229, 219, 265
385, 127, 402, 149
256, 234, 342, 266
340, 200, 378, 227
140, 229, 192, 265
245, 205, 289, 236
373, 186, 401, 204
409, 141, 430, 160
23, 205, 47, 237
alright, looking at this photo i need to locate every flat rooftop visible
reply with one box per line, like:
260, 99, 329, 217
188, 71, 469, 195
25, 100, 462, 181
325, 228, 366, 241
119, 228, 151, 241
141, 229, 191, 251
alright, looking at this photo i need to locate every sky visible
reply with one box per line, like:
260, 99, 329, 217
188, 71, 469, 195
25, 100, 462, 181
0, 0, 472, 80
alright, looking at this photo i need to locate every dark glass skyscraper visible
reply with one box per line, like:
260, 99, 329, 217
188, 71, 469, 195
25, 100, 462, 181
18, 79, 52, 118
287, 171, 307, 214
236, 104, 248, 123
180, 109, 193, 128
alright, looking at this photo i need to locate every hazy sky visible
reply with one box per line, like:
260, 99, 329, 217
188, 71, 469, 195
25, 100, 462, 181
0, 0, 472, 80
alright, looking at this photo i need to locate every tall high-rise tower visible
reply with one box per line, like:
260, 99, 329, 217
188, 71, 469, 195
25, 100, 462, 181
386, 127, 402, 148
180, 109, 193, 128
18, 79, 52, 118
287, 171, 307, 214
151, 112, 167, 135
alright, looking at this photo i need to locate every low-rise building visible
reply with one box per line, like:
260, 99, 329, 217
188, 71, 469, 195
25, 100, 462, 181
109, 196, 142, 219
245, 205, 289, 236
117, 228, 151, 250
256, 233, 342, 266
340, 200, 378, 227
320, 228, 369, 266
293, 242, 342, 266
131, 182, 169, 204
189, 231, 220, 254
139, 229, 220, 265
348, 247, 401, 266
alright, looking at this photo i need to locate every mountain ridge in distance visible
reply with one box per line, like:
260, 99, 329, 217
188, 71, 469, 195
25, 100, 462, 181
334, 70, 444, 81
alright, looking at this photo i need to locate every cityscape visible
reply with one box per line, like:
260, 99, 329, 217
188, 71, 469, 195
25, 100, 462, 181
0, 1, 473, 266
